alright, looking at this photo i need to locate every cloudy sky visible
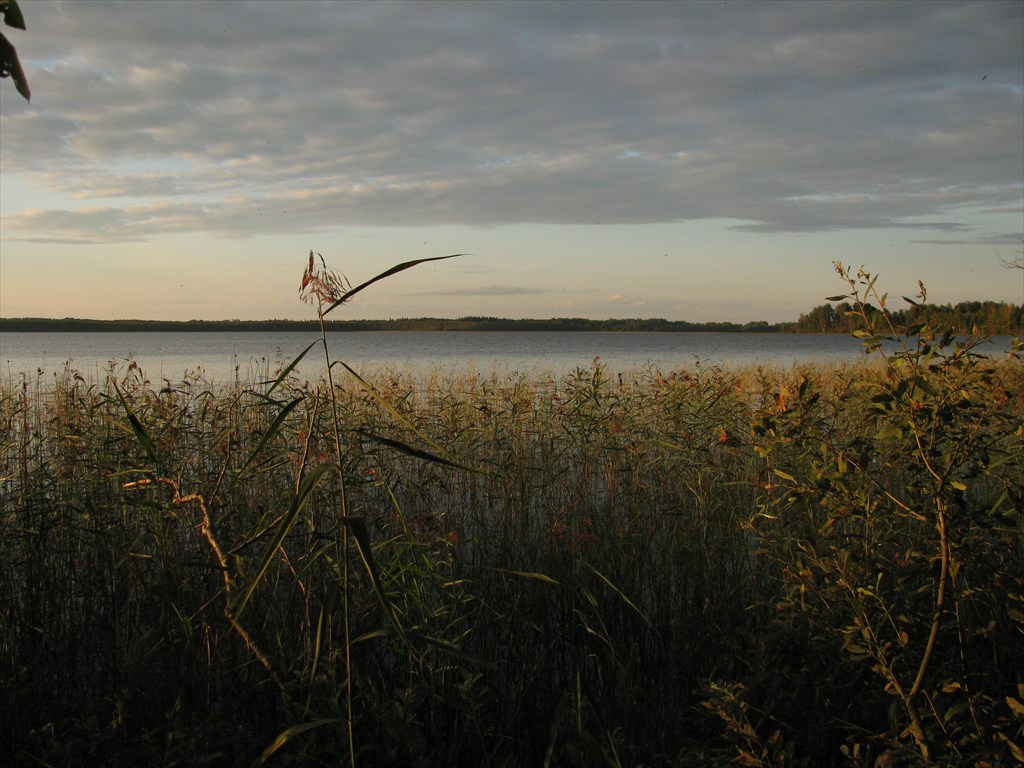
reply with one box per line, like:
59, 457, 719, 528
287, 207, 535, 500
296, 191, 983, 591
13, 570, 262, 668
0, 0, 1021, 322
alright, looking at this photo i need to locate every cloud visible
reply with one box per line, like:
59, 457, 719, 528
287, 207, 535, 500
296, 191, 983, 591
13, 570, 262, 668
607, 293, 659, 310
0, 0, 1020, 242
911, 233, 1024, 246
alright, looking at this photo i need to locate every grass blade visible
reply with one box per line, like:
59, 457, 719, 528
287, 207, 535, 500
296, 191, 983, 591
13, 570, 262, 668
251, 718, 342, 767
356, 428, 479, 473
263, 340, 317, 398
339, 360, 480, 472
579, 560, 649, 624
485, 566, 561, 585
236, 396, 303, 475
336, 360, 443, 451
322, 254, 465, 316
110, 378, 157, 465
234, 462, 335, 620
346, 515, 410, 646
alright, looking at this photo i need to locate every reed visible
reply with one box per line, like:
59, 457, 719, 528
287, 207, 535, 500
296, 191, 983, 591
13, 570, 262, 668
1, 264, 1020, 767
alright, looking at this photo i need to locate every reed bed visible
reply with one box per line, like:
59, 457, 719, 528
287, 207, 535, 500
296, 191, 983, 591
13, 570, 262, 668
1, 349, 1021, 767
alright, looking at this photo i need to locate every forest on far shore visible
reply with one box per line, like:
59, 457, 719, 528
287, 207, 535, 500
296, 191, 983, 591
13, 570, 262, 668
789, 299, 1023, 335
1, 299, 1021, 335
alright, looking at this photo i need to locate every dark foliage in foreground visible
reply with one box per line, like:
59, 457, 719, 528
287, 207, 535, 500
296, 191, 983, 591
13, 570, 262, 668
1, 265, 1021, 766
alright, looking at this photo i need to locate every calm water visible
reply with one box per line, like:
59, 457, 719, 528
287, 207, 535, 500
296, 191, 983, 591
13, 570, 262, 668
0, 331, 1014, 383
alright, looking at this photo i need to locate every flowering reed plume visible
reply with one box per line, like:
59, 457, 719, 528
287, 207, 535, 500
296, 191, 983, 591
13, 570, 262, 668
300, 249, 464, 319
300, 250, 351, 307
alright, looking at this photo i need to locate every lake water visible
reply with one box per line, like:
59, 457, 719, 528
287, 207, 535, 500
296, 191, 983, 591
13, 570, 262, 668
0, 330, 1016, 384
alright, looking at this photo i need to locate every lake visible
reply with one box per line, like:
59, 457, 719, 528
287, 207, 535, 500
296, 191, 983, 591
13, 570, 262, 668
0, 330, 1015, 384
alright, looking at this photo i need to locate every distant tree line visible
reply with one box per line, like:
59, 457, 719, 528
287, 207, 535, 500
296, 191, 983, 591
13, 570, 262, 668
0, 318, 328, 333
788, 300, 1022, 335
2, 301, 1020, 334
0, 316, 781, 333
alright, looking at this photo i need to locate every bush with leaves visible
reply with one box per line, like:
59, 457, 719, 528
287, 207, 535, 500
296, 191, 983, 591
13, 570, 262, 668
737, 264, 1024, 766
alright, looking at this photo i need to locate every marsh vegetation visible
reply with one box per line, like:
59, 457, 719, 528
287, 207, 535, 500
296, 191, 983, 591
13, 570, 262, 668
1, 263, 1021, 767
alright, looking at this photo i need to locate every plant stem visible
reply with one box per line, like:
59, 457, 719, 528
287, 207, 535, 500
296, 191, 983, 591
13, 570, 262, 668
316, 301, 356, 768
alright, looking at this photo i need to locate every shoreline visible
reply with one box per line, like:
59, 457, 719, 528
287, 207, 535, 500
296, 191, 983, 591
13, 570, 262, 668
1, 317, 782, 333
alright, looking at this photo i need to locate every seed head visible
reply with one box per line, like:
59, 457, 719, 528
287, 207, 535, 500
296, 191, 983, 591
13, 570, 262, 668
300, 250, 351, 306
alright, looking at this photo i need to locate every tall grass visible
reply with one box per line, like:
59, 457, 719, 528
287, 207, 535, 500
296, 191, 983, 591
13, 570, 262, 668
1, 262, 1021, 766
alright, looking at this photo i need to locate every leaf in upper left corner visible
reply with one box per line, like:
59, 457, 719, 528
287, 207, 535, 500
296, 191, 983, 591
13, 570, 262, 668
0, 31, 29, 100
1, 0, 27, 30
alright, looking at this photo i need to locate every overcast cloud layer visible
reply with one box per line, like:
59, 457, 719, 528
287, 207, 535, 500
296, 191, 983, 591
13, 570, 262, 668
2, 0, 1021, 246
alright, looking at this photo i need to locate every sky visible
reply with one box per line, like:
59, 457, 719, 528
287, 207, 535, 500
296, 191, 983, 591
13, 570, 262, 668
0, 0, 1021, 323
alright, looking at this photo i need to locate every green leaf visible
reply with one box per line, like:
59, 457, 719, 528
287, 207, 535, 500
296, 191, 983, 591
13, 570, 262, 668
877, 422, 903, 441
234, 463, 335, 619
773, 469, 796, 483
236, 396, 303, 476
263, 340, 317, 398
943, 701, 969, 722
825, 295, 848, 302
485, 567, 561, 585
1007, 739, 1024, 764
338, 361, 444, 453
347, 515, 409, 646
251, 719, 342, 767
356, 428, 479, 473
543, 693, 571, 768
579, 560, 648, 623
407, 629, 486, 664
110, 379, 157, 465
307, 579, 340, 690
1007, 696, 1024, 718
339, 360, 481, 472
